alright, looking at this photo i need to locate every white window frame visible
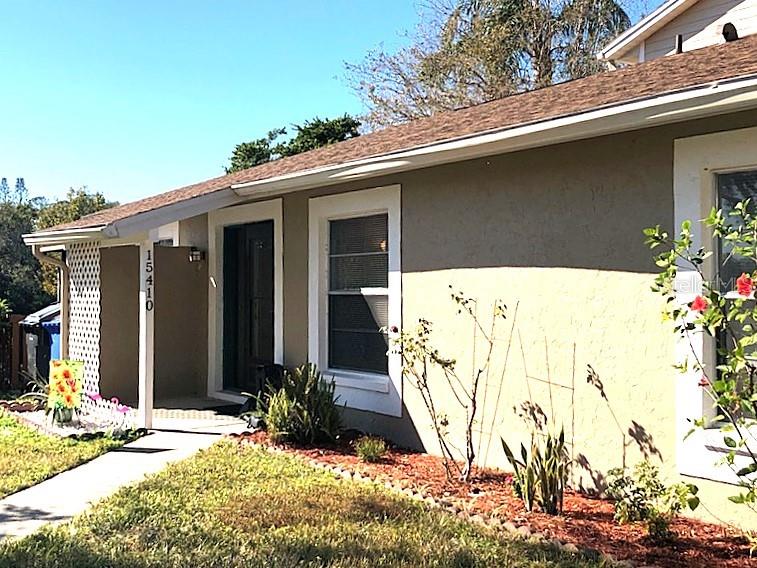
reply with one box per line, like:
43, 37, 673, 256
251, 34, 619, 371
207, 199, 284, 404
674, 126, 757, 483
308, 185, 402, 417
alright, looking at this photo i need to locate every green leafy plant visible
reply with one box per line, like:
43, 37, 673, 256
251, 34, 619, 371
606, 461, 699, 541
501, 437, 537, 512
261, 363, 343, 445
501, 428, 569, 515
0, 298, 9, 320
17, 369, 48, 405
355, 436, 387, 463
266, 389, 295, 443
646, 200, 757, 511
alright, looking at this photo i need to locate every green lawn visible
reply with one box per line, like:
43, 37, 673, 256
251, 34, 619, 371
0, 441, 606, 568
0, 412, 122, 498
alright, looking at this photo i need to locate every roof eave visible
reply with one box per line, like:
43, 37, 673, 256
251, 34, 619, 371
23, 187, 245, 246
599, 0, 698, 62
234, 74, 757, 198
22, 226, 107, 246
23, 72, 757, 247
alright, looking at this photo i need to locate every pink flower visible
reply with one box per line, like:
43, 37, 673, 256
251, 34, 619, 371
698, 376, 710, 387
690, 295, 708, 313
737, 273, 754, 297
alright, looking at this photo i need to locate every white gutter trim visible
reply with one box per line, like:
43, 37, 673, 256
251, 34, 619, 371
23, 226, 106, 246
598, 0, 697, 62
22, 188, 245, 246
105, 188, 243, 239
233, 73, 757, 196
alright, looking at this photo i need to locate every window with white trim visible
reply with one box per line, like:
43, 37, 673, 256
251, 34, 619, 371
673, 126, 757, 483
308, 185, 402, 416
328, 214, 389, 374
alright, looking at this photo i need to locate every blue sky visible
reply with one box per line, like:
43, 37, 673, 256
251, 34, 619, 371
0, 1, 653, 205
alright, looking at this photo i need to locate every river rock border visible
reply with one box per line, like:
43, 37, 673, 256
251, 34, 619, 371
238, 439, 659, 568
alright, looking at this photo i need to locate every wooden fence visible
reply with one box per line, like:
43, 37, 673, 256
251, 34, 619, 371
0, 316, 24, 391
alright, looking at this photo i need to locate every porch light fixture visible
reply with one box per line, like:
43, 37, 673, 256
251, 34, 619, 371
188, 247, 205, 263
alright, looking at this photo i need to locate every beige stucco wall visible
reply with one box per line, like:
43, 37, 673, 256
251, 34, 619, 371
277, 109, 757, 529
154, 246, 208, 400
99, 246, 139, 402
99, 245, 208, 404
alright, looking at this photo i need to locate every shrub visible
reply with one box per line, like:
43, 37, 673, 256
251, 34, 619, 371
646, 204, 757, 508
355, 436, 387, 462
266, 389, 294, 443
501, 428, 569, 515
606, 461, 699, 541
262, 363, 342, 445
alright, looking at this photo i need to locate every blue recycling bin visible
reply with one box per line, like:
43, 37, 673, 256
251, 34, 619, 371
42, 320, 61, 360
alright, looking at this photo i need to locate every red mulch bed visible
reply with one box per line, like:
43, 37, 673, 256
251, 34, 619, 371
233, 430, 753, 568
0, 400, 42, 413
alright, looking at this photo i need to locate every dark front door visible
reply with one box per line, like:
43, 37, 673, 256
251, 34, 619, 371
223, 220, 274, 393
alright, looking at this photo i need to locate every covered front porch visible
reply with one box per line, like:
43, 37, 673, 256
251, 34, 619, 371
51, 201, 282, 431
27, 189, 403, 437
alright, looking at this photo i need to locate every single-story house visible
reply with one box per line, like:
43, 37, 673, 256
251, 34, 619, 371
24, 0, 757, 528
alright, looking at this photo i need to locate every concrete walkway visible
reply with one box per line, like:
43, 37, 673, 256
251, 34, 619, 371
0, 420, 246, 540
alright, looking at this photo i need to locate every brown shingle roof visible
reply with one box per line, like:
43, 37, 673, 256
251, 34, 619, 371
50, 34, 757, 233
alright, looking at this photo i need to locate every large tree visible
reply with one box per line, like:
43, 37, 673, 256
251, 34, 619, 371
0, 183, 116, 314
226, 115, 361, 174
346, 0, 631, 128
0, 179, 50, 314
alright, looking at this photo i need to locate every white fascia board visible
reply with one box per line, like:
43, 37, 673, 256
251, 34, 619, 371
233, 74, 757, 198
23, 187, 245, 247
22, 226, 106, 246
598, 0, 697, 62
107, 188, 243, 239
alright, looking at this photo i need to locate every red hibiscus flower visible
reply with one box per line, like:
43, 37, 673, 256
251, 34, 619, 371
737, 273, 754, 297
698, 376, 710, 387
690, 295, 708, 312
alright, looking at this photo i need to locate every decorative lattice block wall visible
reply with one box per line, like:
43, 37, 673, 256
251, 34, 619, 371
68, 241, 101, 412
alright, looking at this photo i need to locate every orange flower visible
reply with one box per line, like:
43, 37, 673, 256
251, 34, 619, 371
62, 369, 71, 379
56, 382, 67, 394
52, 360, 62, 368
64, 393, 73, 407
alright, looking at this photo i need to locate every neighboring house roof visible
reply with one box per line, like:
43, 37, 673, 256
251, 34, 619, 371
20, 303, 60, 326
599, 0, 699, 62
27, 34, 757, 242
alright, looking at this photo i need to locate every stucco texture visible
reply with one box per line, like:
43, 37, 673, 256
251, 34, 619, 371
398, 130, 676, 485
99, 245, 208, 403
275, 109, 757, 529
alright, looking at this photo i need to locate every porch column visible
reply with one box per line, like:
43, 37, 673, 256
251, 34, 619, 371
137, 240, 155, 429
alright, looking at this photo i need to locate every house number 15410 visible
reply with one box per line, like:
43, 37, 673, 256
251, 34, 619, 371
145, 249, 154, 312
